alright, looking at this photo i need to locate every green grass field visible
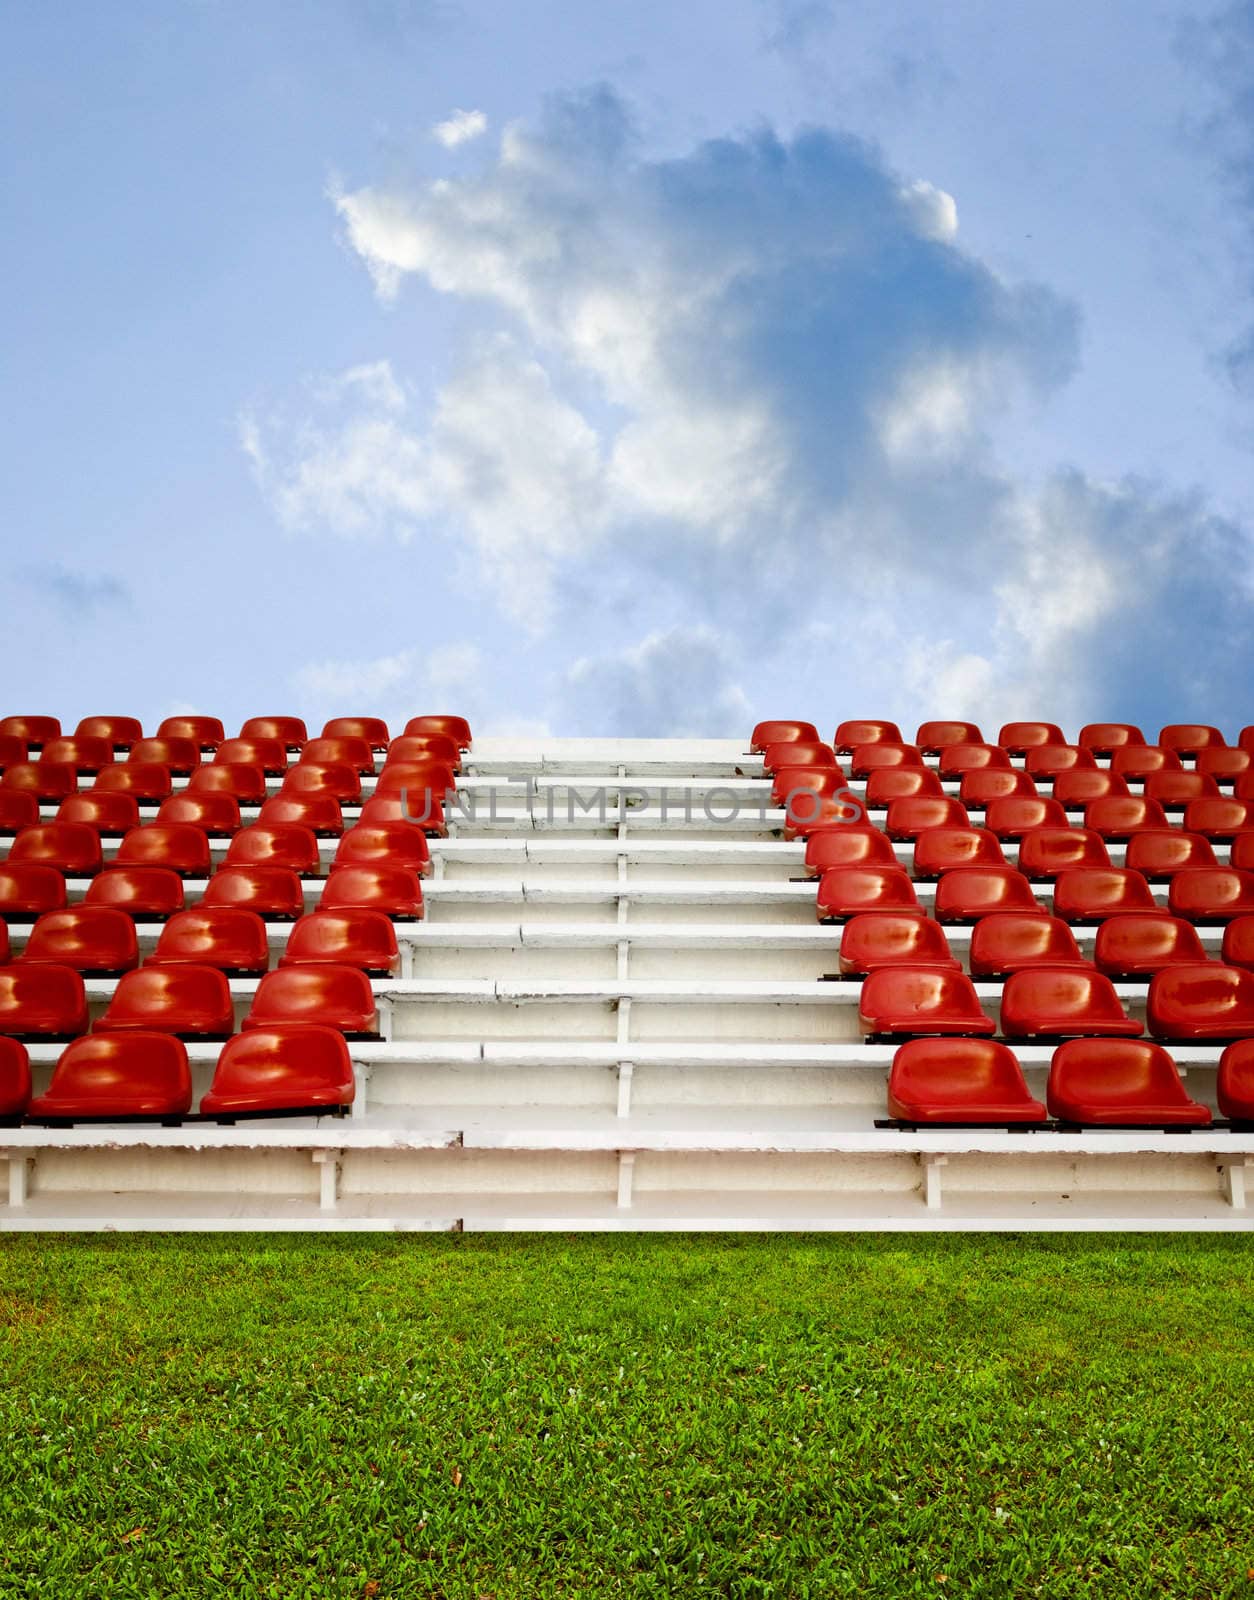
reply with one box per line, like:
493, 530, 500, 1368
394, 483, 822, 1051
1, 1235, 1252, 1598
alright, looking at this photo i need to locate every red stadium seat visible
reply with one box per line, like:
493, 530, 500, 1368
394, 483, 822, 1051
156, 792, 242, 837
833, 719, 902, 754
1093, 914, 1209, 978
0, 864, 67, 919
113, 824, 212, 878
402, 714, 472, 750
75, 715, 142, 750
200, 1024, 355, 1117
93, 763, 173, 803
157, 715, 224, 749
849, 743, 924, 779
1218, 1040, 1254, 1122
959, 769, 1038, 806
0, 963, 88, 1037
239, 715, 307, 749
200, 866, 305, 920
748, 723, 818, 752
916, 721, 982, 753
215, 738, 288, 776
1016, 827, 1111, 879
804, 827, 898, 875
1159, 724, 1226, 757
7, 822, 103, 876
885, 797, 969, 841
968, 914, 1089, 977
934, 867, 1041, 922
1110, 746, 1181, 780
1052, 867, 1167, 922
937, 744, 1011, 776
1051, 770, 1130, 808
385, 733, 462, 769
280, 910, 399, 976
1024, 745, 1097, 780
1147, 964, 1254, 1040
188, 763, 268, 805
864, 768, 945, 805
1196, 747, 1252, 781
280, 762, 361, 804
149, 908, 270, 976
1083, 796, 1170, 841
1, 762, 79, 803
84, 866, 184, 919
1047, 1039, 1209, 1126
1168, 867, 1254, 923
373, 760, 456, 795
129, 737, 201, 775
1183, 798, 1254, 842
780, 792, 864, 838
911, 827, 1006, 878
1143, 771, 1220, 809
16, 908, 138, 976
256, 794, 343, 837
1125, 831, 1218, 878
983, 796, 1067, 840
760, 742, 841, 776
334, 821, 432, 877
0, 716, 59, 745
1079, 723, 1146, 755
1222, 771, 1254, 801
887, 1038, 1046, 1124
243, 963, 377, 1035
816, 866, 923, 921
1231, 835, 1254, 871
0, 736, 27, 773
1222, 917, 1254, 971
224, 824, 320, 875
769, 766, 846, 809
1000, 969, 1141, 1039
28, 1032, 192, 1121
1243, 728, 1254, 755
41, 735, 116, 773
94, 965, 234, 1038
998, 722, 1065, 754
837, 913, 960, 975
322, 716, 389, 750
858, 968, 995, 1038
301, 736, 376, 774
319, 865, 425, 920
0, 792, 40, 833
0, 1038, 30, 1121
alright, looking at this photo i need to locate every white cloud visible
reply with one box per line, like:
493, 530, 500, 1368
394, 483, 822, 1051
432, 108, 487, 149
565, 625, 752, 737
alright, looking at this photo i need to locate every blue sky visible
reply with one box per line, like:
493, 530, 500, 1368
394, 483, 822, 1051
3, 0, 1253, 738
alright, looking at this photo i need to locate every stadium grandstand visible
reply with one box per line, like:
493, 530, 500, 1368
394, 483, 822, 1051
0, 709, 1250, 1232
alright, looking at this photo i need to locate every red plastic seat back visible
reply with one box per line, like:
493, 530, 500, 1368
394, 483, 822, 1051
385, 734, 461, 770
0, 792, 40, 832
1083, 796, 1170, 840
1143, 771, 1220, 808
983, 796, 1067, 839
280, 910, 399, 975
2, 762, 79, 802
0, 963, 88, 1037
833, 719, 901, 754
239, 716, 307, 748
1235, 835, 1254, 871
937, 744, 1011, 776
849, 743, 924, 778
41, 736, 115, 773
323, 717, 390, 749
0, 864, 67, 918
1222, 916, 1254, 971
402, 714, 472, 750
280, 762, 361, 803
15, 910, 131, 975
1147, 963, 1254, 1040
1110, 746, 1181, 780
93, 763, 173, 802
1168, 867, 1254, 923
319, 865, 425, 920
256, 794, 343, 837
243, 963, 376, 1033
1047, 1038, 1209, 1125
916, 721, 982, 753
865, 768, 945, 805
912, 827, 1006, 878
933, 867, 1040, 922
1196, 748, 1251, 780
1124, 830, 1218, 878
149, 908, 270, 975
838, 913, 958, 975
959, 769, 1038, 806
1052, 867, 1165, 922
804, 827, 897, 875
301, 736, 376, 774
1078, 723, 1146, 755
761, 742, 841, 776
1218, 1039, 1254, 1121
887, 1038, 1046, 1123
0, 736, 28, 773
885, 796, 969, 841
1159, 724, 1226, 756
83, 866, 185, 918
1015, 827, 1110, 879
75, 715, 142, 749
0, 716, 59, 745
157, 716, 224, 749
129, 737, 201, 774
215, 739, 288, 775
200, 866, 305, 919
858, 967, 994, 1036
94, 964, 234, 1036
114, 824, 212, 877
1024, 745, 1096, 779
1183, 798, 1254, 841
156, 792, 242, 836
8, 822, 102, 876
1050, 770, 1129, 808
770, 767, 847, 810
998, 722, 1064, 754
29, 1032, 192, 1119
200, 1024, 355, 1115
968, 913, 1087, 976
1000, 968, 1141, 1039
373, 761, 456, 796
815, 866, 923, 920
188, 763, 268, 804
0, 1037, 31, 1118
1094, 914, 1208, 977
224, 824, 321, 874
334, 821, 432, 875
